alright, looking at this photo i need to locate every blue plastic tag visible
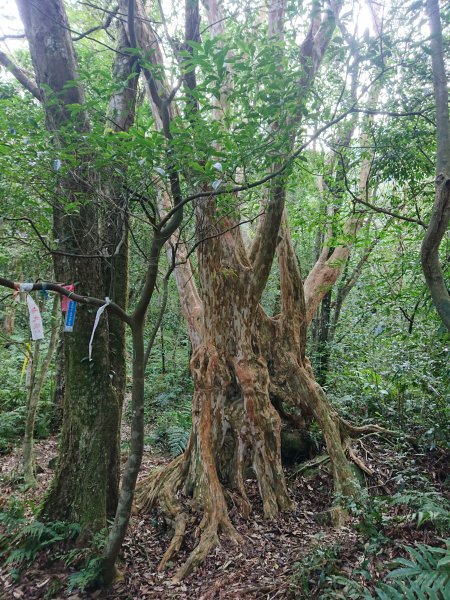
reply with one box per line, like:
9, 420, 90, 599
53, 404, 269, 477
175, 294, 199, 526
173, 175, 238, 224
64, 300, 77, 332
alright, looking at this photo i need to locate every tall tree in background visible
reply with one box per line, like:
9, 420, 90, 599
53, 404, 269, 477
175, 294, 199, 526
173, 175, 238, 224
421, 0, 450, 331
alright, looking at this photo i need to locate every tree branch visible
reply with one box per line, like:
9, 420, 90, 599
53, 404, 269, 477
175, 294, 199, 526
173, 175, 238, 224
0, 277, 131, 324
144, 265, 172, 368
0, 34, 26, 42
72, 4, 118, 41
353, 195, 426, 227
350, 107, 435, 127
159, 106, 354, 228
0, 50, 42, 100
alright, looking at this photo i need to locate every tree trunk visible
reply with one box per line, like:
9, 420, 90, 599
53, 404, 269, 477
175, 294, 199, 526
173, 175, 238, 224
315, 290, 332, 385
135, 0, 361, 580
136, 208, 292, 581
101, 323, 146, 583
101, 0, 140, 516
136, 205, 361, 580
330, 226, 382, 340
15, 0, 134, 530
40, 263, 119, 530
421, 0, 450, 331
2, 313, 16, 337
2, 257, 21, 338
50, 336, 64, 433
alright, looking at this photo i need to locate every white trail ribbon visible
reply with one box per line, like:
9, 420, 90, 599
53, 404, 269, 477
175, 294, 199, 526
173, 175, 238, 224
89, 298, 111, 361
26, 294, 44, 340
19, 283, 34, 292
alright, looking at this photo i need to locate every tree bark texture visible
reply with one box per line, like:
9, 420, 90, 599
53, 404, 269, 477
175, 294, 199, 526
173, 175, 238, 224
50, 335, 64, 432
15, 0, 137, 529
102, 0, 140, 516
2, 257, 21, 337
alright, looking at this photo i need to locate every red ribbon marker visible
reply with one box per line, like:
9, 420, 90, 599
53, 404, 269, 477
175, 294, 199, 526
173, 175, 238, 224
61, 284, 75, 312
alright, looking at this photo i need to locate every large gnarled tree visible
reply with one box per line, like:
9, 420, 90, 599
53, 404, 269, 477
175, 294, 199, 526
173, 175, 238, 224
134, 0, 389, 580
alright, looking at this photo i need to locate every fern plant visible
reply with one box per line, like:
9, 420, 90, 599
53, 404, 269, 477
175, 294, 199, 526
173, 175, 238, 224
67, 556, 103, 593
389, 491, 450, 533
303, 541, 450, 599
146, 395, 192, 456
0, 518, 80, 580
290, 543, 341, 597
165, 424, 190, 457
367, 541, 450, 600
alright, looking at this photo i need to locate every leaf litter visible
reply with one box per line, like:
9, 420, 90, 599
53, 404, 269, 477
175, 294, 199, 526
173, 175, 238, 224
0, 429, 448, 599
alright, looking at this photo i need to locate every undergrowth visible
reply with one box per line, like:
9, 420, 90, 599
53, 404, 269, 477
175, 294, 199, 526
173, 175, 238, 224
143, 372, 193, 456
290, 479, 450, 599
0, 496, 106, 594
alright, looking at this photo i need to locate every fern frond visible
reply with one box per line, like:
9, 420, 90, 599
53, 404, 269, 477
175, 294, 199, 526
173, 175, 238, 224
371, 541, 450, 600
166, 425, 190, 457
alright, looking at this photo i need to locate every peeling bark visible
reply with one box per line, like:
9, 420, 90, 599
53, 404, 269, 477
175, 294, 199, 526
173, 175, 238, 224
135, 0, 363, 580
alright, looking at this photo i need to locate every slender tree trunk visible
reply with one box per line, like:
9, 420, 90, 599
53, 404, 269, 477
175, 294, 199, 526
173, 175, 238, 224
315, 289, 332, 385
329, 228, 382, 340
101, 323, 145, 583
50, 336, 64, 433
2, 313, 15, 337
421, 0, 450, 331
23, 294, 60, 486
2, 257, 21, 337
102, 0, 140, 516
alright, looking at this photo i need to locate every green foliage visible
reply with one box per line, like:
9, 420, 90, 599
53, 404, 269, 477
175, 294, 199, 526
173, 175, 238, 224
367, 542, 450, 600
389, 491, 450, 533
0, 341, 56, 452
291, 543, 342, 598
67, 556, 103, 593
326, 289, 449, 448
0, 405, 26, 453
295, 482, 450, 598
345, 483, 450, 546
0, 496, 105, 592
64, 529, 107, 593
0, 499, 80, 580
144, 378, 193, 457
289, 536, 450, 600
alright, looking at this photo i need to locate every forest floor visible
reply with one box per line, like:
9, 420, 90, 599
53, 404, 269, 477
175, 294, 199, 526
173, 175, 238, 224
0, 427, 448, 599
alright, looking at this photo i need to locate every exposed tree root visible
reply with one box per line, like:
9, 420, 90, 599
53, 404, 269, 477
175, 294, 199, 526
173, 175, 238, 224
134, 455, 187, 570
339, 418, 406, 439
346, 445, 374, 477
135, 450, 243, 581
135, 346, 293, 580
291, 444, 375, 479
291, 453, 330, 476
135, 371, 402, 579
